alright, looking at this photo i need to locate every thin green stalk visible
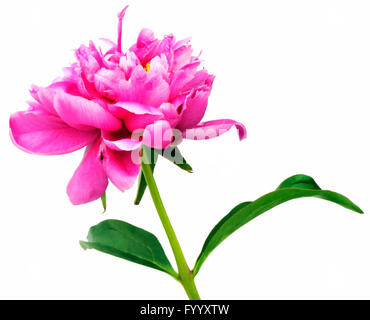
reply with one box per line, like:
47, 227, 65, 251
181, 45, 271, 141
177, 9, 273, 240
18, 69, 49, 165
141, 147, 200, 300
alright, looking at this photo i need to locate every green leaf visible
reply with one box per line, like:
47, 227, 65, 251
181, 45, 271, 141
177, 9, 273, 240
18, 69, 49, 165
193, 174, 363, 276
80, 219, 177, 278
134, 148, 158, 205
156, 146, 193, 173
101, 192, 106, 213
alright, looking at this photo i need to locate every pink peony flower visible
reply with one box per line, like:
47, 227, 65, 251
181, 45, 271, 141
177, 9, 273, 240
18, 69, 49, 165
9, 6, 246, 205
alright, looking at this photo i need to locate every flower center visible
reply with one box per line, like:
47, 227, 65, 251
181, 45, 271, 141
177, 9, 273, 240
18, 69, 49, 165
144, 63, 151, 72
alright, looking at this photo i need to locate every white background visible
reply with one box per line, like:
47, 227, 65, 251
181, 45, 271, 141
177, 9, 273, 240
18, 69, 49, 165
0, 0, 369, 299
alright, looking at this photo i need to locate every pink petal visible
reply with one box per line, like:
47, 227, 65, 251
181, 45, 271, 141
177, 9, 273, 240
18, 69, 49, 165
183, 119, 247, 141
102, 129, 142, 151
157, 35, 175, 67
9, 110, 99, 155
159, 102, 180, 127
125, 114, 164, 132
109, 101, 163, 117
26, 101, 42, 111
94, 68, 126, 101
103, 138, 142, 152
119, 51, 140, 79
173, 37, 191, 51
117, 5, 129, 53
172, 44, 193, 72
181, 70, 211, 93
142, 120, 173, 149
137, 28, 157, 48
75, 44, 101, 82
108, 101, 163, 132
67, 139, 108, 205
103, 148, 140, 192
170, 69, 194, 100
130, 28, 160, 64
99, 37, 116, 48
176, 87, 211, 131
129, 64, 170, 107
54, 92, 122, 131
36, 87, 59, 116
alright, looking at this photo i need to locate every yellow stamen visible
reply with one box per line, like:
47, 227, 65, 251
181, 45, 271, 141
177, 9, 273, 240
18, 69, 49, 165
144, 63, 150, 72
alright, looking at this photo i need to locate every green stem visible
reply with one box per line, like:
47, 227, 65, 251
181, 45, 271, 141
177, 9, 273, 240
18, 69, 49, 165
141, 147, 200, 300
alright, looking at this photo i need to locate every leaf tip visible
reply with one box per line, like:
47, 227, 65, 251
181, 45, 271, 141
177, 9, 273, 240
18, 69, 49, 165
355, 206, 364, 214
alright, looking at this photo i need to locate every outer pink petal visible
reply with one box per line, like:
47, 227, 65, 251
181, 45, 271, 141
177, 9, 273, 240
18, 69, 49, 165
54, 92, 122, 131
143, 120, 173, 149
67, 139, 108, 205
183, 119, 247, 141
9, 110, 99, 155
176, 88, 211, 131
103, 148, 140, 192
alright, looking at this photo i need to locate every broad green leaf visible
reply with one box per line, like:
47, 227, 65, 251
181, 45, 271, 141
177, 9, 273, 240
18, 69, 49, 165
101, 192, 106, 213
80, 219, 177, 278
193, 174, 363, 276
134, 148, 158, 205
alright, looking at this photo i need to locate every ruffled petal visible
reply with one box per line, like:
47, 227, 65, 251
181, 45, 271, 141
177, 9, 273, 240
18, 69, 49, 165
36, 87, 59, 116
119, 51, 140, 79
171, 41, 193, 72
9, 110, 99, 155
183, 119, 247, 141
67, 139, 108, 205
103, 148, 140, 192
130, 28, 160, 64
130, 63, 170, 107
54, 92, 122, 131
94, 68, 126, 101
176, 87, 211, 131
